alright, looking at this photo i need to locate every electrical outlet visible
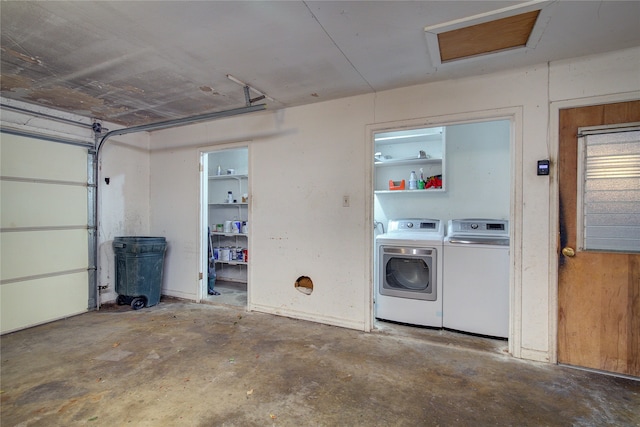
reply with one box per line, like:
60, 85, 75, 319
342, 195, 350, 207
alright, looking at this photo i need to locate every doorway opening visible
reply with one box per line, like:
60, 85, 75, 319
201, 146, 249, 307
371, 117, 513, 347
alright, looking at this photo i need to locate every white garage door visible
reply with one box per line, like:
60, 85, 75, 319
1, 133, 90, 334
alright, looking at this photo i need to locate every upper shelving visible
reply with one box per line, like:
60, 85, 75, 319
211, 232, 248, 237
374, 189, 445, 194
209, 174, 248, 180
375, 158, 441, 167
374, 125, 446, 192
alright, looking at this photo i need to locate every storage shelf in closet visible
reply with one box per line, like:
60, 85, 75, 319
208, 174, 248, 180
211, 232, 248, 237
374, 158, 441, 167
375, 189, 445, 194
208, 161, 248, 285
215, 260, 247, 266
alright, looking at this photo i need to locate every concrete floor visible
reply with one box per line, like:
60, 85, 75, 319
202, 280, 247, 307
1, 300, 638, 427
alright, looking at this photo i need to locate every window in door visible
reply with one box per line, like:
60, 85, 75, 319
577, 126, 640, 253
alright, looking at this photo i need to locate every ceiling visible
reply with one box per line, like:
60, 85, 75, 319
1, 1, 639, 127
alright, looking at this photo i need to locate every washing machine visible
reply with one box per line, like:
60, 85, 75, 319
375, 218, 444, 327
443, 219, 510, 338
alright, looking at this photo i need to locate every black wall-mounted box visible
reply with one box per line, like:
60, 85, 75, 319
537, 159, 550, 176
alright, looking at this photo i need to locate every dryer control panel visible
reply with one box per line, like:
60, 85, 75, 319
447, 219, 509, 236
388, 218, 441, 233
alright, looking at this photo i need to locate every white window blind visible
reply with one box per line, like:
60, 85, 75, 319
578, 127, 640, 253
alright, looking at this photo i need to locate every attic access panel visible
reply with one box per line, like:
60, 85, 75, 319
425, 1, 554, 66
438, 10, 540, 63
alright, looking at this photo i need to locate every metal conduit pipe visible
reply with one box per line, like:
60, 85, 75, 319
92, 103, 266, 308
95, 104, 266, 153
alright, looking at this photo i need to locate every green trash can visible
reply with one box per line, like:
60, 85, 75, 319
113, 236, 167, 310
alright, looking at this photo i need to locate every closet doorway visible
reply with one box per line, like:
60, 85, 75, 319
201, 146, 249, 307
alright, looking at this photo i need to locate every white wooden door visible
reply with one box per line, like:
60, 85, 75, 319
1, 133, 90, 334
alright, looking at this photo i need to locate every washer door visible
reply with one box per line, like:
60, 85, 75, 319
379, 246, 436, 301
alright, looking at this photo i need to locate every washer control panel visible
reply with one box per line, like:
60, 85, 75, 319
448, 219, 509, 236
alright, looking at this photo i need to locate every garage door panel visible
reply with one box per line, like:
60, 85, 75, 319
1, 134, 87, 182
0, 271, 88, 334
1, 128, 91, 334
1, 230, 88, 282
1, 181, 87, 229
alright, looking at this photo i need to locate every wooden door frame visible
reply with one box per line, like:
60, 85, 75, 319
548, 91, 640, 365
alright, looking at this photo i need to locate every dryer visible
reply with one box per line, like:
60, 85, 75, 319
375, 218, 444, 327
443, 219, 510, 338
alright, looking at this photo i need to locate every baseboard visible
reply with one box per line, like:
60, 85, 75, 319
249, 303, 367, 332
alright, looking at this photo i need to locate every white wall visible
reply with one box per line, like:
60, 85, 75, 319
148, 139, 203, 300
549, 47, 640, 102
248, 99, 372, 329
148, 47, 639, 362
150, 96, 373, 327
97, 132, 151, 304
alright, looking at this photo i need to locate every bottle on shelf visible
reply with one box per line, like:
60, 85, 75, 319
409, 170, 417, 190
227, 191, 233, 203
418, 168, 426, 189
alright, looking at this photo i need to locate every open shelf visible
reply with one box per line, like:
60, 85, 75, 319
208, 174, 248, 180
375, 189, 445, 194
375, 158, 441, 167
211, 232, 248, 237
214, 260, 248, 266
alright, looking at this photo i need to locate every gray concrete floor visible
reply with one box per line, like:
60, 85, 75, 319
202, 280, 247, 307
1, 299, 638, 427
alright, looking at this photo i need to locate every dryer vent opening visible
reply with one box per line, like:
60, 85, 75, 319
295, 276, 313, 295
